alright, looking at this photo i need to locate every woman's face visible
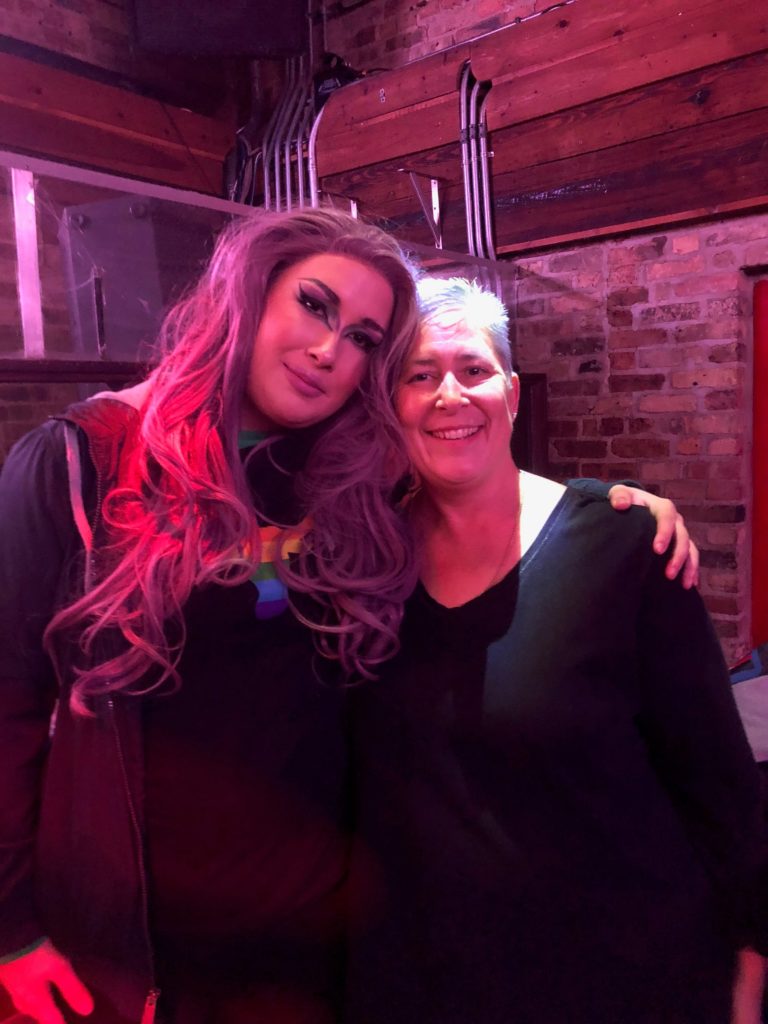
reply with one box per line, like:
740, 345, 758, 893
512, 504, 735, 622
396, 315, 519, 492
243, 253, 395, 430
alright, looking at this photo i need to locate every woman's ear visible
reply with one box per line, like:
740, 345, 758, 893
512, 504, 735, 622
507, 372, 521, 422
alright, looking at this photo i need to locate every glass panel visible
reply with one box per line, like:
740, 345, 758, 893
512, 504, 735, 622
0, 165, 23, 357
32, 172, 231, 360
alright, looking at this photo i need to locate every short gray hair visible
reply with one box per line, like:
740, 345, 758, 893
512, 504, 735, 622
416, 276, 512, 375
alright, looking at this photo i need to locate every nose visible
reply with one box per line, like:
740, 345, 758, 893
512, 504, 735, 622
306, 328, 338, 369
435, 372, 469, 410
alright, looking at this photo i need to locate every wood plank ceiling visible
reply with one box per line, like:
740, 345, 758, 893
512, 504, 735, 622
315, 0, 768, 253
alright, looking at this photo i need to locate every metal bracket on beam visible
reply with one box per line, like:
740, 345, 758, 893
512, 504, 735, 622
401, 170, 443, 250
316, 190, 360, 218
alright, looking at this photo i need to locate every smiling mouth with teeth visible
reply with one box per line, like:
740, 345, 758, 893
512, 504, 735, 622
427, 426, 482, 440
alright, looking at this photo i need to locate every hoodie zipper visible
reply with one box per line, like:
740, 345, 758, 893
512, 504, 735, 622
107, 696, 161, 1021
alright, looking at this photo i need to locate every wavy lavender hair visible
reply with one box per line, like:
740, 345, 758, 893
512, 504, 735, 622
45, 207, 421, 711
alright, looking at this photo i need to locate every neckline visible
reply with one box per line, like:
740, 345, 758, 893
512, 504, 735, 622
417, 487, 576, 613
238, 429, 270, 450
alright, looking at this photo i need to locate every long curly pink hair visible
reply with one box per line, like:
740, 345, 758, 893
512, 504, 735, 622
45, 207, 420, 712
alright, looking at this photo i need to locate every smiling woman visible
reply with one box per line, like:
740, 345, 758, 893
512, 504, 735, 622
345, 276, 768, 1024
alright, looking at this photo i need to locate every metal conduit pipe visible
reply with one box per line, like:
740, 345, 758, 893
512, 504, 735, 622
288, 81, 314, 208
307, 103, 327, 207
296, 96, 315, 207
468, 76, 485, 259
478, 89, 496, 261
272, 58, 299, 210
283, 61, 309, 209
261, 60, 292, 209
458, 62, 476, 257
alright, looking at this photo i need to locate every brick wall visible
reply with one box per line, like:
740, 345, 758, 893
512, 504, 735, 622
323, 0, 540, 71
512, 215, 764, 666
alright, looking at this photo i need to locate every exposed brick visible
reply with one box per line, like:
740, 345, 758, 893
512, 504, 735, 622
711, 250, 737, 268
744, 241, 768, 265
671, 323, 712, 344
638, 394, 697, 413
647, 256, 705, 280
705, 223, 768, 246
704, 390, 739, 411
671, 368, 741, 389
549, 461, 579, 480
608, 263, 642, 287
609, 237, 667, 264
714, 619, 740, 639
638, 347, 685, 372
639, 303, 701, 323
709, 342, 747, 363
708, 438, 742, 456
580, 461, 640, 480
659, 415, 688, 435
516, 299, 546, 317
547, 379, 601, 399
550, 293, 601, 314
547, 419, 579, 438
607, 307, 633, 327
607, 328, 666, 349
706, 480, 742, 501
548, 250, 603, 273
609, 351, 636, 371
684, 461, 711, 480
578, 359, 602, 374
699, 549, 738, 570
552, 439, 607, 459
552, 336, 604, 356
692, 413, 739, 434
353, 25, 376, 45
515, 318, 567, 339
676, 436, 702, 455
706, 528, 740, 548
640, 461, 681, 481
701, 571, 739, 594
678, 504, 745, 523
662, 479, 707, 501
549, 397, 596, 416
611, 438, 670, 458
705, 595, 740, 615
711, 461, 741, 480
609, 374, 665, 392
580, 418, 598, 436
707, 297, 740, 318
671, 235, 700, 255
627, 417, 653, 434
599, 417, 624, 436
516, 276, 565, 299
671, 273, 739, 298
593, 395, 633, 414
607, 286, 648, 306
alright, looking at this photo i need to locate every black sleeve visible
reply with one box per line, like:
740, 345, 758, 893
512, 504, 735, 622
0, 422, 79, 955
566, 478, 644, 498
636, 553, 768, 953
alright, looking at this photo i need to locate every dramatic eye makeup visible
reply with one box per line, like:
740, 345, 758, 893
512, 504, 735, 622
297, 277, 388, 347
297, 285, 329, 320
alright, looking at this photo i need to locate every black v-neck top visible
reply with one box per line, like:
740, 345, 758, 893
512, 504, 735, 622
345, 488, 768, 1024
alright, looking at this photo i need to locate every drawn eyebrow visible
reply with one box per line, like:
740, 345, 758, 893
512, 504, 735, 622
301, 278, 387, 336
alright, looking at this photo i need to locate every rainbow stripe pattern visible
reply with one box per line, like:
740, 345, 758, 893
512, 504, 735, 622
250, 525, 305, 620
